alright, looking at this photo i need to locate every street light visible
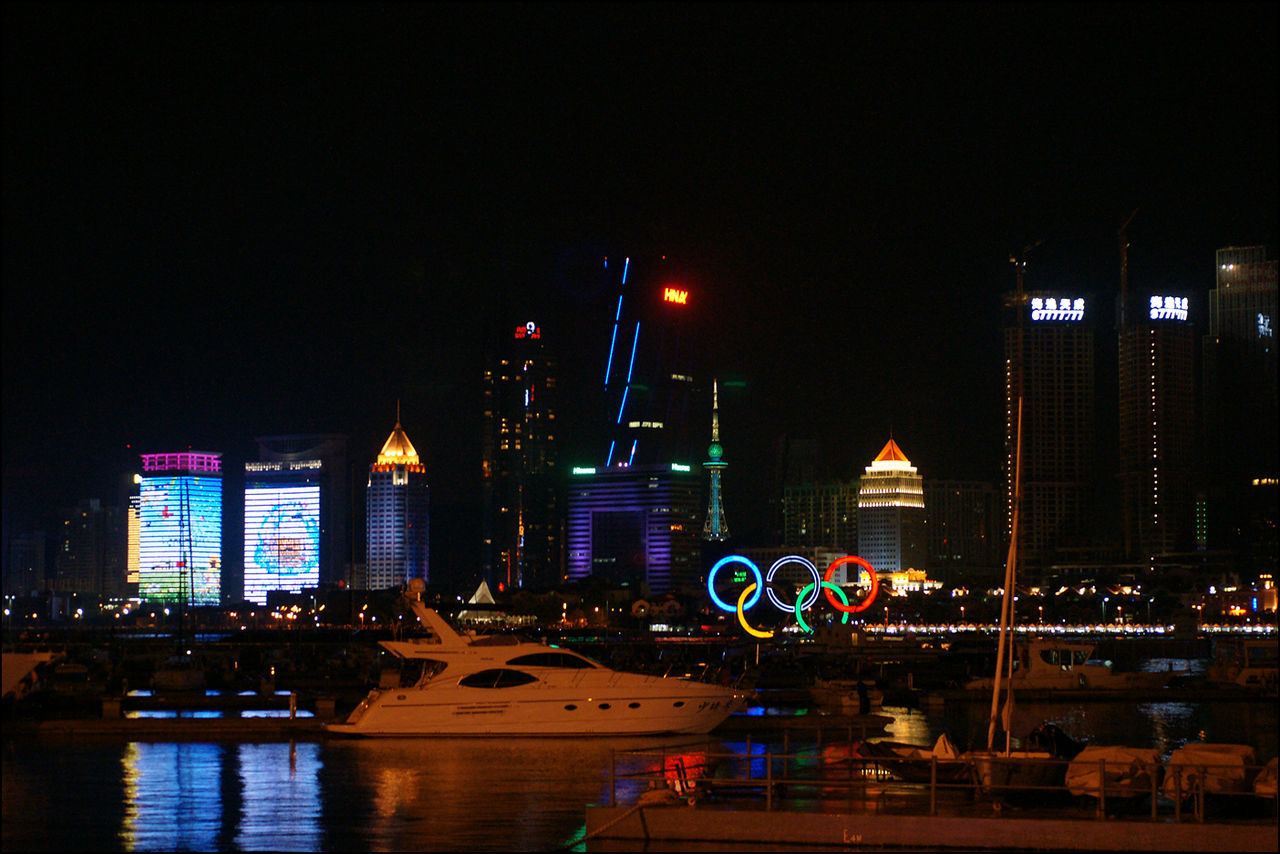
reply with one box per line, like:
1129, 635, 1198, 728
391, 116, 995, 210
1102, 596, 1109, 623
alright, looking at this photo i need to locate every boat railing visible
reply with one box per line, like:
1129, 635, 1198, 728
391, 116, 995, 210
605, 741, 1279, 826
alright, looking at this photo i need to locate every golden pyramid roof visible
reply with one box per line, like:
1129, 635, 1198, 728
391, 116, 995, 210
376, 420, 420, 465
874, 439, 910, 464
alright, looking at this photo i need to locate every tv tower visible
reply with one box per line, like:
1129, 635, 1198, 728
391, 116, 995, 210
702, 380, 729, 541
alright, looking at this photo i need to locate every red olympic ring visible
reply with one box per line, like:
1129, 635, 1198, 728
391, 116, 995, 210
823, 556, 878, 613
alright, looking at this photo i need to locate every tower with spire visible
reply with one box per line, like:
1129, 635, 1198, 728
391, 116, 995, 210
364, 403, 429, 590
702, 380, 730, 541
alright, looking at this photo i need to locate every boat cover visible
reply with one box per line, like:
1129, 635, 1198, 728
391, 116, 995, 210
1065, 745, 1160, 797
1161, 743, 1256, 799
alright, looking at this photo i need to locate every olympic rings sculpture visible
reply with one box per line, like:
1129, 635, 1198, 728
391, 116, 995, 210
709, 554, 880, 637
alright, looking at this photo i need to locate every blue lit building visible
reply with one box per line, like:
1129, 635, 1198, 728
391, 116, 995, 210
565, 463, 702, 594
138, 452, 223, 605
364, 415, 429, 591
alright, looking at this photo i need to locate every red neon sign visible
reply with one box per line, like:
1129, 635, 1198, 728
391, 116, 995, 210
663, 287, 689, 305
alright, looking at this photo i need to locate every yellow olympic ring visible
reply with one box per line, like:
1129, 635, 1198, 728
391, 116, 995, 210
736, 583, 774, 639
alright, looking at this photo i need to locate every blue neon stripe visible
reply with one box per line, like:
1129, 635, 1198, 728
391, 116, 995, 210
625, 322, 640, 383
628, 439, 638, 466
621, 257, 630, 285
606, 440, 616, 467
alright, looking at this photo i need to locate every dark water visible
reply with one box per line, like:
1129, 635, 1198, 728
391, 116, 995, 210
3, 699, 1275, 852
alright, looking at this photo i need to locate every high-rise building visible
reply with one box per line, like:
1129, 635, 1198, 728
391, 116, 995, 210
364, 415, 429, 591
1118, 291, 1196, 562
138, 452, 223, 605
857, 439, 927, 575
482, 320, 560, 591
254, 434, 350, 587
53, 499, 107, 594
1202, 246, 1278, 569
702, 380, 729, 542
565, 463, 702, 594
243, 460, 322, 605
566, 255, 706, 592
4, 530, 46, 596
782, 481, 859, 552
1004, 289, 1096, 576
924, 480, 998, 574
597, 256, 700, 468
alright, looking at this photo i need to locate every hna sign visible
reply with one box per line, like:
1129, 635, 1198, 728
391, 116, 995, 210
663, 287, 689, 305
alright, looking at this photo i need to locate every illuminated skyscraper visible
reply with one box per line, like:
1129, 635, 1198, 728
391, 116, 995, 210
253, 434, 350, 588
482, 320, 560, 590
364, 414, 429, 590
857, 439, 927, 574
1118, 291, 1196, 561
1202, 246, 1278, 567
1004, 289, 1096, 575
567, 255, 706, 592
138, 452, 223, 605
598, 256, 700, 468
702, 380, 729, 541
243, 460, 322, 605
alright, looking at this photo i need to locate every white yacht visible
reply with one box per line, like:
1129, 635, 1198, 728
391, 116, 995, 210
325, 585, 750, 737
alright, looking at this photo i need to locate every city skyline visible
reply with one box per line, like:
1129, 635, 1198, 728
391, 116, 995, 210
4, 3, 1277, 579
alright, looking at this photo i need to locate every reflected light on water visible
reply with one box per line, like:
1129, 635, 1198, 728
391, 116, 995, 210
120, 741, 322, 851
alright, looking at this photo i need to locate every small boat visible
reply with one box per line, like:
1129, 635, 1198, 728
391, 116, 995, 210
326, 580, 751, 737
1206, 638, 1278, 693
809, 676, 883, 714
851, 733, 971, 783
1066, 745, 1162, 799
151, 653, 207, 695
1161, 743, 1257, 801
2, 651, 62, 699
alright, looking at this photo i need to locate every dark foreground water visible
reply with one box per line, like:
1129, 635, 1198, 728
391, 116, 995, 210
3, 698, 1275, 852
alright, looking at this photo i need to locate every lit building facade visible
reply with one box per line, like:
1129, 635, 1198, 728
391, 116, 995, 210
254, 434, 350, 587
857, 440, 927, 575
1118, 292, 1196, 561
482, 320, 560, 591
243, 460, 322, 605
566, 463, 702, 594
138, 452, 223, 605
1004, 290, 1096, 575
364, 416, 429, 590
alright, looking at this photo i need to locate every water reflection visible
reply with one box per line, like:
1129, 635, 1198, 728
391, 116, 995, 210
322, 735, 711, 852
121, 743, 223, 851
119, 741, 321, 851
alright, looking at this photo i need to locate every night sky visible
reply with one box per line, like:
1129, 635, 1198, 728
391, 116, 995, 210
3, 2, 1277, 575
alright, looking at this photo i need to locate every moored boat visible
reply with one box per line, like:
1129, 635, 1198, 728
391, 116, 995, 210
325, 581, 751, 737
1161, 743, 1257, 801
1066, 745, 1162, 799
851, 733, 971, 783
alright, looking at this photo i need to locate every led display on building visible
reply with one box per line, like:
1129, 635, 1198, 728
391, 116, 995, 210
1149, 295, 1189, 321
138, 475, 222, 605
243, 484, 320, 604
1029, 297, 1085, 321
